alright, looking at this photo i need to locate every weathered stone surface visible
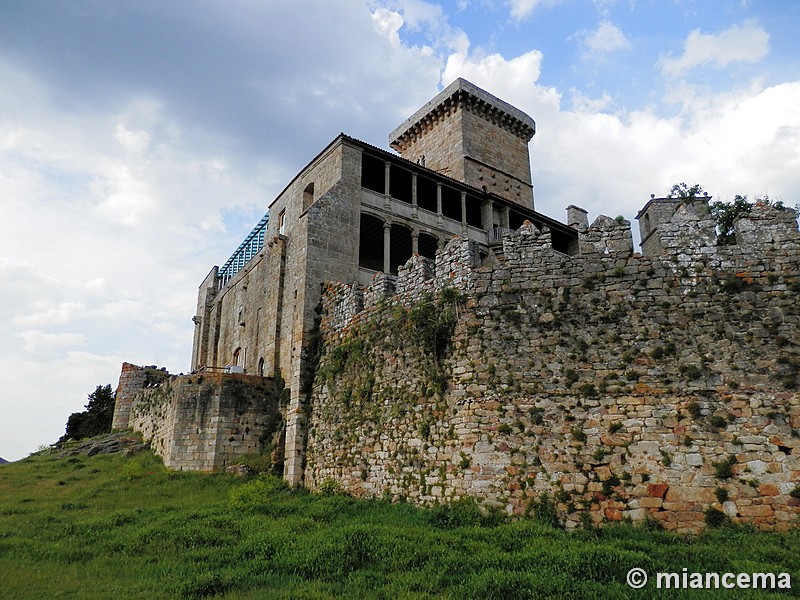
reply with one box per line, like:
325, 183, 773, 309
302, 202, 800, 533
116, 364, 283, 472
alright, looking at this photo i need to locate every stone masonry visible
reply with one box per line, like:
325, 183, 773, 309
305, 201, 800, 533
114, 363, 284, 471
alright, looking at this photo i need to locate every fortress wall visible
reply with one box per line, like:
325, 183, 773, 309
120, 365, 283, 471
306, 205, 800, 532
111, 362, 147, 430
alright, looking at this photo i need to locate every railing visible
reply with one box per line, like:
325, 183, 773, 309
218, 213, 269, 286
488, 227, 513, 244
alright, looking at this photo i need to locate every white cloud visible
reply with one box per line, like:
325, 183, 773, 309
659, 22, 770, 77
570, 90, 615, 113
442, 49, 561, 117
506, 0, 562, 21
582, 20, 631, 55
13, 301, 87, 327
114, 123, 151, 153
18, 330, 87, 354
371, 0, 468, 55
372, 8, 405, 46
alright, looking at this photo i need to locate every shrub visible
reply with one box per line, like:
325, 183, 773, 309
710, 415, 728, 428
427, 497, 504, 529
713, 456, 737, 479
526, 493, 561, 528
528, 407, 544, 425
680, 364, 703, 380
602, 474, 621, 496
715, 487, 729, 503
564, 369, 579, 385
704, 507, 729, 528
687, 402, 703, 419
571, 427, 587, 443
229, 475, 290, 510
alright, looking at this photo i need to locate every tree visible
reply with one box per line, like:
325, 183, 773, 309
59, 384, 115, 443
710, 194, 797, 246
709, 194, 752, 246
667, 182, 704, 200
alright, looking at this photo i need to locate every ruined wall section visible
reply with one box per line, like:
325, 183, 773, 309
306, 206, 800, 532
117, 364, 283, 471
111, 362, 149, 430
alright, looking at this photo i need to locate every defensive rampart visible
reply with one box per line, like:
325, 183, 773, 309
113, 363, 284, 471
306, 203, 800, 532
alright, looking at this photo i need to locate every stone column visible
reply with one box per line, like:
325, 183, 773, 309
384, 161, 391, 209
411, 172, 418, 218
436, 183, 443, 227
383, 221, 391, 274
411, 230, 419, 255
502, 205, 510, 229
481, 199, 494, 231
460, 191, 468, 235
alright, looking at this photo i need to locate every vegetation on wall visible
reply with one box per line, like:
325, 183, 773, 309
711, 194, 798, 245
667, 182, 799, 246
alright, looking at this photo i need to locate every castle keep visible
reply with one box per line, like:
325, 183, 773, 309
112, 80, 800, 532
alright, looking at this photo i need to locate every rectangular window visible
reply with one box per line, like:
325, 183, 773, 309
278, 209, 286, 235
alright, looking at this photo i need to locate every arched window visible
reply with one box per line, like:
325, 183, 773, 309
359, 213, 384, 271
390, 223, 413, 274
303, 182, 315, 212
232, 347, 242, 366
418, 232, 438, 260
258, 357, 265, 377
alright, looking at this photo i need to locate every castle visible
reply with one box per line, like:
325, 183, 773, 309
112, 80, 800, 532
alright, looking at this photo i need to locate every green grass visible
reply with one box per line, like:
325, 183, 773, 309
1, 449, 798, 599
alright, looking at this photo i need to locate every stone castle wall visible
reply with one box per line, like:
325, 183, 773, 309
305, 203, 800, 532
114, 364, 284, 471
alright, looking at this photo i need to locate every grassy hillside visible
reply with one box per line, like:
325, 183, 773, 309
0, 446, 798, 599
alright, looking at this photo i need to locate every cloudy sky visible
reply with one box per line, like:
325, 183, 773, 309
1, 0, 799, 460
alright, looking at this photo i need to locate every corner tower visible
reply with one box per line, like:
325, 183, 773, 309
389, 78, 536, 209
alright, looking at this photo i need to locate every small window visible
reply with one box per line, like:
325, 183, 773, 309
278, 209, 286, 235
303, 183, 315, 212
233, 347, 242, 366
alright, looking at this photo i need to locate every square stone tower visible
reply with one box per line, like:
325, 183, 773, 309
389, 78, 536, 209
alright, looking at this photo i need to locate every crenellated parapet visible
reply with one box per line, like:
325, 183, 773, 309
321, 201, 799, 338
364, 273, 397, 309
578, 215, 634, 257
653, 203, 718, 254
735, 202, 800, 246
